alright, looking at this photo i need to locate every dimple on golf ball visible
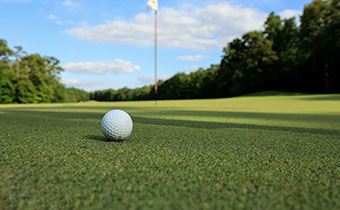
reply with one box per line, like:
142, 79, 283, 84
101, 110, 133, 140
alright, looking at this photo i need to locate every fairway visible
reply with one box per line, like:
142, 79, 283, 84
1, 94, 340, 209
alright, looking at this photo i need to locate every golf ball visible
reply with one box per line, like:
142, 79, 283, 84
101, 110, 133, 140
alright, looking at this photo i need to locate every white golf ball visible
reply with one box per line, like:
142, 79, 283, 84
101, 110, 133, 140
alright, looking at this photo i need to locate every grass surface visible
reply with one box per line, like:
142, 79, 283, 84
1, 94, 340, 209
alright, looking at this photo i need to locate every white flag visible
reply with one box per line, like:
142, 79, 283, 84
147, 0, 158, 12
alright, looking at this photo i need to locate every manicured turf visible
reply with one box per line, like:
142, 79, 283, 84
1, 94, 340, 209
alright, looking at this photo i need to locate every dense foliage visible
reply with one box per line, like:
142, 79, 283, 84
0, 40, 89, 103
66, 88, 90, 102
91, 0, 340, 101
89, 65, 218, 101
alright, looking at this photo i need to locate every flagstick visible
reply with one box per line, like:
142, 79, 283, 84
154, 11, 158, 106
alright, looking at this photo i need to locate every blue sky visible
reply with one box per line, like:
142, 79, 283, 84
0, 0, 311, 91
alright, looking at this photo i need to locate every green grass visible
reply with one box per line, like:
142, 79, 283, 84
1, 94, 340, 209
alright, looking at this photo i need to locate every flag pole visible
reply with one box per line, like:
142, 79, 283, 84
147, 0, 158, 104
154, 10, 158, 104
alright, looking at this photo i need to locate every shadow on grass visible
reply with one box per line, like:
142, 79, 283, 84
6, 106, 153, 111
132, 117, 340, 136
5, 107, 340, 123
300, 95, 340, 101
243, 91, 305, 97
2, 109, 340, 137
144, 110, 340, 123
85, 135, 124, 143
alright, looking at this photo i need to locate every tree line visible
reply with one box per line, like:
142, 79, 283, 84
91, 0, 340, 101
0, 40, 89, 103
1, 0, 339, 104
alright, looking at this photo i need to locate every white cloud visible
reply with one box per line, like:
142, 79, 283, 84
279, 9, 302, 20
48, 14, 58, 20
137, 74, 171, 85
48, 14, 66, 25
177, 55, 208, 61
61, 78, 95, 86
61, 78, 96, 91
65, 20, 75, 25
182, 66, 199, 73
63, 59, 141, 75
62, 0, 78, 7
65, 2, 267, 51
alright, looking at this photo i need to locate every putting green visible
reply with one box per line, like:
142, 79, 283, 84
1, 94, 339, 209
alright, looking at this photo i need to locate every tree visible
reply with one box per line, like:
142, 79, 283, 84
14, 75, 37, 103
322, 0, 340, 92
66, 88, 89, 102
14, 46, 26, 77
158, 73, 191, 99
20, 54, 65, 102
218, 31, 278, 96
263, 13, 299, 91
0, 40, 15, 103
0, 40, 14, 62
0, 66, 15, 103
300, 0, 340, 93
